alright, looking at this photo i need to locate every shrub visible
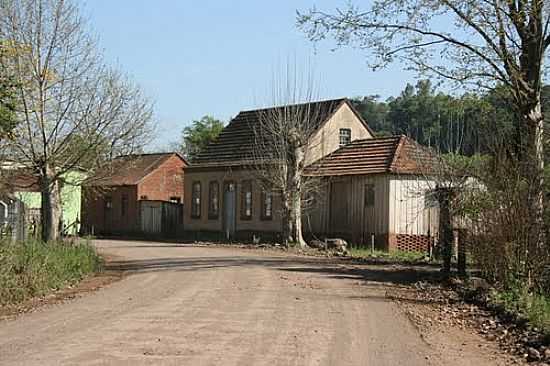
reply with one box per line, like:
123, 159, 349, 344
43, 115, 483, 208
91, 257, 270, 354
492, 286, 550, 337
0, 239, 102, 306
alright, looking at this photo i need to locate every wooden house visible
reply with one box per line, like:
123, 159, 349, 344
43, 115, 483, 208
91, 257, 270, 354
183, 98, 374, 241
81, 152, 187, 236
304, 135, 439, 252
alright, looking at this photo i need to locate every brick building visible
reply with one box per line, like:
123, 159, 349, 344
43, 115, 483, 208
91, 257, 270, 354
81, 152, 187, 236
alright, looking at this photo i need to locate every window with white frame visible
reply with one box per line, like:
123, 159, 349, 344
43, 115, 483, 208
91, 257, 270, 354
261, 190, 273, 220
191, 181, 201, 218
241, 180, 253, 220
339, 128, 351, 146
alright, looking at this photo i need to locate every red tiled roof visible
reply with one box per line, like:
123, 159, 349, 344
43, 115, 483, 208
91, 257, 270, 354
305, 135, 435, 176
90, 153, 186, 186
191, 98, 365, 167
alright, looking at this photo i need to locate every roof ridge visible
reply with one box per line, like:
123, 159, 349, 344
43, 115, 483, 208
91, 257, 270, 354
116, 152, 176, 159
238, 97, 347, 113
389, 135, 408, 172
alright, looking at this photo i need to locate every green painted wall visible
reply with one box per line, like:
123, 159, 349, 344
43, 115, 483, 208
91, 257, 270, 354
15, 171, 84, 235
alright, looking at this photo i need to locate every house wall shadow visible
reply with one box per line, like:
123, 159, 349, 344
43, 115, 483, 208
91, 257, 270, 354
106, 255, 443, 287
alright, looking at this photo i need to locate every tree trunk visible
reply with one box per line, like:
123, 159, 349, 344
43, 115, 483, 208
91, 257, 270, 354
438, 187, 454, 277
290, 143, 308, 249
526, 102, 545, 250
39, 167, 62, 242
290, 188, 307, 248
283, 137, 308, 249
457, 229, 467, 278
281, 193, 293, 247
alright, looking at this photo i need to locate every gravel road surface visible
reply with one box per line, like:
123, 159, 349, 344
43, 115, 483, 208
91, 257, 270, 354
0, 240, 507, 365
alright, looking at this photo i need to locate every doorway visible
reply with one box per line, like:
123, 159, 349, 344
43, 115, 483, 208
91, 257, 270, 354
329, 181, 350, 235
223, 182, 236, 240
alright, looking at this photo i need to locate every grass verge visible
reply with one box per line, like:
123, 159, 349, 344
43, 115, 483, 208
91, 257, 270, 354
491, 288, 550, 338
0, 239, 102, 306
348, 247, 427, 263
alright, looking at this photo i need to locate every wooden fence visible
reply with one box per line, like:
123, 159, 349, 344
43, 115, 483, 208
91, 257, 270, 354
140, 200, 183, 237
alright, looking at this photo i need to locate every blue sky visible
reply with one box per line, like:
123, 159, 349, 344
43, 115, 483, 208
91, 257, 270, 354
86, 1, 417, 149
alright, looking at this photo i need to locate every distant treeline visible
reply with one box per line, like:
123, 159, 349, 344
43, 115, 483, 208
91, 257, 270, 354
351, 80, 550, 156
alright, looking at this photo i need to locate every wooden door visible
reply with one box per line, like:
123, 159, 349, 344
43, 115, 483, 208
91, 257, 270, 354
329, 181, 350, 235
362, 183, 376, 245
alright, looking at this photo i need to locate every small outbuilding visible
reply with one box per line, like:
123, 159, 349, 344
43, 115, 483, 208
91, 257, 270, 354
304, 135, 439, 252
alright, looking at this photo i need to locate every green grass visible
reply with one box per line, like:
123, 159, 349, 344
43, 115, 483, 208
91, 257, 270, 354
348, 247, 427, 262
492, 287, 550, 337
0, 239, 102, 306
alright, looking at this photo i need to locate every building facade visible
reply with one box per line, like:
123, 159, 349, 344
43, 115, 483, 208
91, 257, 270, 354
184, 98, 374, 241
81, 152, 187, 236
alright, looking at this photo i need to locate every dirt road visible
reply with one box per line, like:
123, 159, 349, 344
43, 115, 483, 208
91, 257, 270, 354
0, 240, 508, 365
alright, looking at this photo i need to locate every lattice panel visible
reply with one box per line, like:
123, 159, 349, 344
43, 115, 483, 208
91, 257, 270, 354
395, 234, 432, 252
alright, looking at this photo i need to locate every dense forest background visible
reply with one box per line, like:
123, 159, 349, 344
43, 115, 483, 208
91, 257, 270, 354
350, 80, 550, 156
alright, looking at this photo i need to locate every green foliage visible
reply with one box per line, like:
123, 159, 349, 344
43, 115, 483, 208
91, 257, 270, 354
179, 116, 224, 160
0, 239, 102, 306
350, 80, 547, 156
0, 43, 18, 141
348, 248, 426, 263
492, 285, 550, 337
350, 95, 390, 136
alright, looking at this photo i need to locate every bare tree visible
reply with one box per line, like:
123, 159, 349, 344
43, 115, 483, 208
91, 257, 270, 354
250, 67, 325, 248
0, 0, 154, 242
298, 0, 549, 249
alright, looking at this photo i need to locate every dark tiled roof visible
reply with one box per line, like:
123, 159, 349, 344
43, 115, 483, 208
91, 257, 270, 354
305, 135, 434, 176
191, 98, 352, 166
91, 153, 185, 186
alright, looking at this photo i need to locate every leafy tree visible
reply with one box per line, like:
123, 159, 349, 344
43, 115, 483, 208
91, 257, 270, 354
180, 116, 224, 160
0, 0, 154, 242
0, 41, 17, 141
350, 95, 390, 136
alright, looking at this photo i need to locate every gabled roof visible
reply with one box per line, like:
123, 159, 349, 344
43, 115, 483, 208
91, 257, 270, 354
191, 98, 371, 167
91, 152, 187, 186
305, 135, 434, 176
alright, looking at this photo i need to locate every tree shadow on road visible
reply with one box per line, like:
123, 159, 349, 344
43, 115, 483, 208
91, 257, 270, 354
106, 254, 443, 288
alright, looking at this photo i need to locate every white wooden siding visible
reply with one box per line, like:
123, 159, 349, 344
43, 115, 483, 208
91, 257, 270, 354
388, 176, 438, 236
305, 174, 390, 243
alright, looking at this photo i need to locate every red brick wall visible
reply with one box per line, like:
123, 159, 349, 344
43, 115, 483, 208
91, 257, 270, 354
81, 185, 139, 235
388, 233, 433, 252
137, 155, 185, 203
81, 154, 186, 236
